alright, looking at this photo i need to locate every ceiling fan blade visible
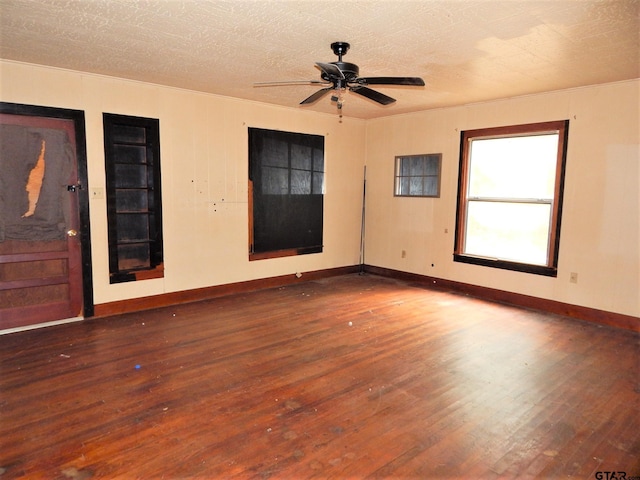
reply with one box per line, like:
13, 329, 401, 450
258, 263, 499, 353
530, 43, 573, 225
254, 80, 330, 87
357, 77, 425, 86
350, 86, 396, 105
300, 87, 334, 105
316, 62, 344, 79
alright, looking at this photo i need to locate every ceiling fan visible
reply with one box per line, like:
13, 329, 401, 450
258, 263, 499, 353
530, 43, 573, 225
255, 42, 425, 115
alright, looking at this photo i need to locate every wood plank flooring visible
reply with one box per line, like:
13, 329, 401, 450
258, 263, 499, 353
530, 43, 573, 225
1, 274, 638, 479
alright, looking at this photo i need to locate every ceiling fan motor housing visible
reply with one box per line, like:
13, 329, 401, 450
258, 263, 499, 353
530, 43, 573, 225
326, 42, 359, 82
321, 62, 360, 83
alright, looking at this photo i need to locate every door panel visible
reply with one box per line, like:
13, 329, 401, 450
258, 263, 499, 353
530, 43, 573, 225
0, 109, 86, 330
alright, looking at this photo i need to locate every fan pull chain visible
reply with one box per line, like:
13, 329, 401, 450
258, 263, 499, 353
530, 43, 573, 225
337, 88, 345, 121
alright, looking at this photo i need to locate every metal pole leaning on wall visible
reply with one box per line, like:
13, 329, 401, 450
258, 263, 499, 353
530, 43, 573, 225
359, 165, 366, 275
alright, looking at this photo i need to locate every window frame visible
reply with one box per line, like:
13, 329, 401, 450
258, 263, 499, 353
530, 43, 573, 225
103, 113, 164, 283
248, 127, 325, 261
454, 120, 569, 276
394, 153, 442, 198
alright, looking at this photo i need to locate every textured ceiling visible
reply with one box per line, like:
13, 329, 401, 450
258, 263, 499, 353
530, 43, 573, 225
1, 0, 638, 119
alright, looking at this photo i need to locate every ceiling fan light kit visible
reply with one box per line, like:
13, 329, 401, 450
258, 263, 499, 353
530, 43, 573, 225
255, 41, 425, 117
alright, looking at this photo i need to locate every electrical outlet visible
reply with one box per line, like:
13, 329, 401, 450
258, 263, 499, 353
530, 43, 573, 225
570, 272, 578, 284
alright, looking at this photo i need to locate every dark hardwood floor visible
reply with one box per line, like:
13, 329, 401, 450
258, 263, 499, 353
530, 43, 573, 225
1, 274, 638, 479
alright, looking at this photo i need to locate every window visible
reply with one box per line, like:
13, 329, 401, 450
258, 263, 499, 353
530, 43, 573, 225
394, 154, 441, 197
103, 113, 163, 283
248, 128, 324, 260
454, 120, 569, 276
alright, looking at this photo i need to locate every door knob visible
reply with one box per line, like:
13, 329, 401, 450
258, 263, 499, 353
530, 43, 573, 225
66, 229, 78, 237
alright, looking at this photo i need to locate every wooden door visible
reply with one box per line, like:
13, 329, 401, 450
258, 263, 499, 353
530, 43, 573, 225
0, 104, 91, 330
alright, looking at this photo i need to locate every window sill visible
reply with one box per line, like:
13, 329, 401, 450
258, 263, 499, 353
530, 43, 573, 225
109, 264, 164, 284
250, 246, 322, 261
453, 254, 557, 277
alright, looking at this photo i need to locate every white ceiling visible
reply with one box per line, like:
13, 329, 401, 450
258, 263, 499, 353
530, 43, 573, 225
1, 0, 638, 119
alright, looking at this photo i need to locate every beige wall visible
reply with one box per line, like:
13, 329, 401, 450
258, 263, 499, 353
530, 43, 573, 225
1, 60, 638, 317
365, 80, 639, 317
0, 61, 366, 305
